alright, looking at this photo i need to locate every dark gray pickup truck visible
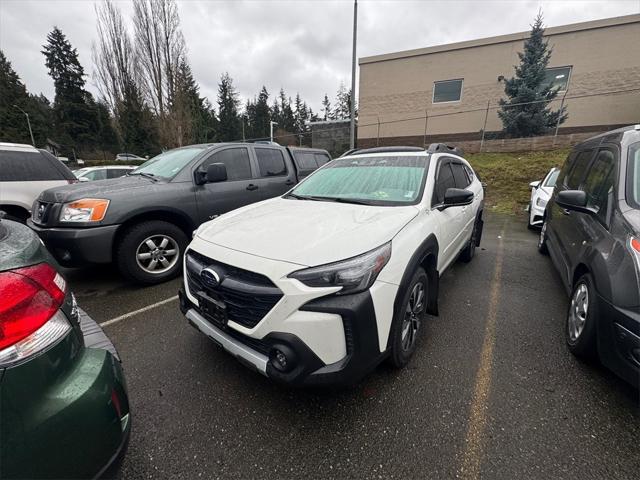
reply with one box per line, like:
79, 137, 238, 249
28, 143, 331, 284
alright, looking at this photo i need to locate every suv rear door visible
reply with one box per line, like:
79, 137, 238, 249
251, 146, 296, 200
194, 146, 258, 224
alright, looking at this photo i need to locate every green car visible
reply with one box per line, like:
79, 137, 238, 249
0, 216, 130, 479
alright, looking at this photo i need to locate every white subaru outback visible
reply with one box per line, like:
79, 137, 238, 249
179, 145, 484, 386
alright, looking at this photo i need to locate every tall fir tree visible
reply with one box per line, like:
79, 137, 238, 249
42, 27, 101, 153
0, 50, 36, 144
216, 72, 241, 141
321, 93, 332, 121
498, 12, 567, 137
246, 86, 270, 139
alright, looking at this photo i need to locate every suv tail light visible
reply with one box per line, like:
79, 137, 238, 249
0, 263, 70, 366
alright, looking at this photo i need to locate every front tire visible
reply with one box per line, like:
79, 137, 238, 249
566, 273, 598, 359
116, 221, 188, 285
389, 268, 428, 368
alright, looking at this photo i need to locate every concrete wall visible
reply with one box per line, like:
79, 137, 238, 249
358, 15, 640, 143
310, 120, 351, 157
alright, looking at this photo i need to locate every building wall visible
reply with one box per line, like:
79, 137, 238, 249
358, 15, 640, 143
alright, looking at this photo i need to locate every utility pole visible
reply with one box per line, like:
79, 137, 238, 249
349, 0, 358, 150
270, 121, 278, 143
13, 105, 35, 146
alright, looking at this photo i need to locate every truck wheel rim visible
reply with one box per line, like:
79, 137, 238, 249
401, 282, 425, 352
135, 235, 179, 274
568, 282, 588, 342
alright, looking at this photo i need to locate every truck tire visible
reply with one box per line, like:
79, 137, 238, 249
116, 220, 188, 285
389, 267, 428, 368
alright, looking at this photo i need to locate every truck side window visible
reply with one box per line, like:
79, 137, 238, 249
256, 148, 287, 177
203, 148, 252, 181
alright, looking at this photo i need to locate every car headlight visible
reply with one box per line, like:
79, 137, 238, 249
288, 242, 391, 295
536, 196, 548, 208
59, 198, 110, 222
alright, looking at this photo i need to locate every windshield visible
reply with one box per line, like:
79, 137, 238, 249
74, 168, 90, 177
627, 141, 640, 208
290, 154, 429, 206
132, 147, 206, 179
544, 168, 560, 187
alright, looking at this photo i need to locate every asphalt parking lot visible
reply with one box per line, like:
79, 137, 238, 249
65, 212, 640, 480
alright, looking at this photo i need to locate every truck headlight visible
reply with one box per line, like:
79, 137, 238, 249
60, 199, 110, 222
288, 242, 391, 295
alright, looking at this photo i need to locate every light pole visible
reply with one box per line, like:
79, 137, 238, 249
13, 104, 35, 146
270, 121, 278, 143
349, 0, 358, 149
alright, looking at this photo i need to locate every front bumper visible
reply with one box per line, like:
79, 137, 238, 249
27, 219, 118, 266
180, 287, 386, 387
0, 309, 131, 479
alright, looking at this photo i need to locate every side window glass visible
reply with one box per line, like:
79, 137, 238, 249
203, 148, 252, 181
565, 150, 593, 189
295, 152, 317, 170
433, 162, 456, 205
256, 148, 287, 177
464, 165, 475, 182
451, 163, 470, 189
314, 153, 330, 166
583, 149, 616, 223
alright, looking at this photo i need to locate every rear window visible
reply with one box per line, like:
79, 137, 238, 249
0, 150, 68, 181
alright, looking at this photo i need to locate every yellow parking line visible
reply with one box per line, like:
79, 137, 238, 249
99, 295, 179, 327
459, 229, 505, 480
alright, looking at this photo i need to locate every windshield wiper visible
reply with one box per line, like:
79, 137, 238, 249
324, 197, 374, 205
127, 172, 158, 182
284, 193, 323, 201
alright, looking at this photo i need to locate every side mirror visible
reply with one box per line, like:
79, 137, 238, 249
556, 190, 590, 213
529, 180, 541, 189
440, 188, 474, 210
195, 163, 228, 185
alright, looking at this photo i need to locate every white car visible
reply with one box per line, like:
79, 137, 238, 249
179, 144, 484, 386
74, 165, 135, 182
0, 142, 76, 222
115, 153, 145, 162
527, 167, 559, 228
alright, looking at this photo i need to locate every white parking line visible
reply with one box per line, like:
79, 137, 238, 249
99, 295, 179, 327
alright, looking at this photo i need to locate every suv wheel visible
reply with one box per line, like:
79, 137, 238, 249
389, 267, 427, 368
538, 219, 549, 255
460, 215, 480, 263
566, 273, 598, 359
116, 221, 188, 284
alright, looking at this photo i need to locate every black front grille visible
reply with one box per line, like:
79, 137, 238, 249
186, 250, 283, 329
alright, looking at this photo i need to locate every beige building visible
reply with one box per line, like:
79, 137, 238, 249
358, 14, 640, 147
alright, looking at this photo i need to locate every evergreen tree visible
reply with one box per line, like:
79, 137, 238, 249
253, 86, 271, 139
293, 93, 307, 134
321, 93, 332, 121
275, 88, 295, 132
174, 60, 217, 144
216, 72, 241, 141
95, 101, 119, 153
42, 27, 101, 153
0, 50, 34, 144
498, 12, 567, 137
333, 82, 355, 120
26, 93, 54, 146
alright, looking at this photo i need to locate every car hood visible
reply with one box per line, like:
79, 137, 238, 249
37, 175, 161, 203
196, 197, 420, 267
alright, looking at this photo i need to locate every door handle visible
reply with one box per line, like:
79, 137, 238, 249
246, 184, 259, 191
284, 179, 295, 186
562, 209, 571, 216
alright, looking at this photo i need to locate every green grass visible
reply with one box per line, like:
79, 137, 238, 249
467, 149, 569, 215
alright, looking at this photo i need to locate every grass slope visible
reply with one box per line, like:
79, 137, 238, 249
467, 149, 569, 215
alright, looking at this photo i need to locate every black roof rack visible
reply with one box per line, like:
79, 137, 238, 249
349, 146, 425, 155
426, 143, 464, 156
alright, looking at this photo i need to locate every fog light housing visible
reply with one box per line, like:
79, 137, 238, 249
269, 345, 296, 373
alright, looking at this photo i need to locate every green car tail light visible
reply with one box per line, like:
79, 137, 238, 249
0, 263, 70, 366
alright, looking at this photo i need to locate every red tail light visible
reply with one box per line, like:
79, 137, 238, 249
0, 263, 66, 351
631, 237, 640, 253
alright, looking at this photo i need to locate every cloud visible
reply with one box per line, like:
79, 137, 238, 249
1, 0, 637, 111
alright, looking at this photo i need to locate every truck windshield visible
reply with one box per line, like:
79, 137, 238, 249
289, 155, 430, 206
132, 147, 206, 179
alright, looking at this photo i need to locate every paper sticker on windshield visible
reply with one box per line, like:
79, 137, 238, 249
405, 191, 414, 198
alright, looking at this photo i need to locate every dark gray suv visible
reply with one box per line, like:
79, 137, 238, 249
28, 143, 330, 284
538, 125, 640, 388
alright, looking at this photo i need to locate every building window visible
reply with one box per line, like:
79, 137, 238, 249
433, 79, 463, 103
543, 66, 572, 92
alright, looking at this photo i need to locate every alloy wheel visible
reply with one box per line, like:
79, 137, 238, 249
568, 282, 589, 343
401, 282, 425, 352
135, 235, 179, 274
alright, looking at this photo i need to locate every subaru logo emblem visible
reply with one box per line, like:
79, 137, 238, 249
201, 268, 221, 288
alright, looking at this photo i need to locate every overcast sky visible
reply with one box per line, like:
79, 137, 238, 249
1, 0, 638, 111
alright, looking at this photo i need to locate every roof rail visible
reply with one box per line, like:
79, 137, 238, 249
426, 143, 464, 156
350, 146, 425, 155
